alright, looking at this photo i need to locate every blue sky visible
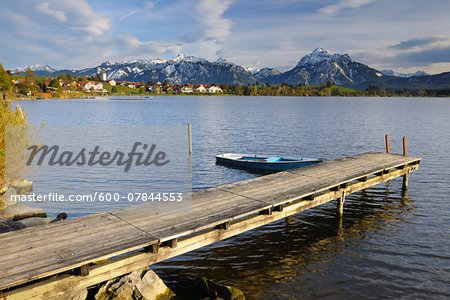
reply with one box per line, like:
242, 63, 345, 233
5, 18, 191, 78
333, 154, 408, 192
1, 0, 449, 74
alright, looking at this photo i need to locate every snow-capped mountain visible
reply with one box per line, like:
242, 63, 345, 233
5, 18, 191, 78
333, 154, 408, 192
260, 48, 389, 88
28, 54, 257, 85
11, 49, 449, 89
12, 64, 56, 76
381, 69, 428, 78
253, 68, 281, 80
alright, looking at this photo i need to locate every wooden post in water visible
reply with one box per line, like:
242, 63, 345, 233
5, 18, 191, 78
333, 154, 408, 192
385, 134, 390, 154
402, 169, 409, 191
403, 136, 407, 156
337, 191, 345, 217
402, 136, 408, 190
188, 123, 192, 156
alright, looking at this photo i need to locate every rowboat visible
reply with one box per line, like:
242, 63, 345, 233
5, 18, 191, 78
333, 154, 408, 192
215, 153, 325, 172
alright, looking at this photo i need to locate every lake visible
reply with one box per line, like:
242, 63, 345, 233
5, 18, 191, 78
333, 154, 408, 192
17, 96, 450, 299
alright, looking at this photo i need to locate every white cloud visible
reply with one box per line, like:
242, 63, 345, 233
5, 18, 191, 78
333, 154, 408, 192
34, 2, 67, 22
116, 34, 182, 57
216, 49, 234, 58
195, 0, 234, 42
62, 1, 112, 36
319, 0, 376, 16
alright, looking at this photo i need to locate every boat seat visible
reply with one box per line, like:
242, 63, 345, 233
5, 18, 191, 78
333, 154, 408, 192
266, 156, 281, 162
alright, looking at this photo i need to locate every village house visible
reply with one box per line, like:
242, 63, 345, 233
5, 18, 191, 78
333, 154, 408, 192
61, 80, 78, 92
107, 79, 116, 86
194, 84, 206, 93
180, 83, 194, 93
207, 85, 223, 93
130, 82, 143, 89
147, 81, 162, 94
79, 81, 103, 92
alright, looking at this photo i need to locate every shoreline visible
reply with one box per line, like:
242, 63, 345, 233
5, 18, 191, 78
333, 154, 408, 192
11, 93, 450, 101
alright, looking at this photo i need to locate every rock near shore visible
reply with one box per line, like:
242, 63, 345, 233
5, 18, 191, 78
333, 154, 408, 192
0, 203, 47, 221
9, 179, 33, 194
95, 267, 174, 300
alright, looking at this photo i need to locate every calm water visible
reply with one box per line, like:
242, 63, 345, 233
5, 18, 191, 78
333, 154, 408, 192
17, 96, 450, 299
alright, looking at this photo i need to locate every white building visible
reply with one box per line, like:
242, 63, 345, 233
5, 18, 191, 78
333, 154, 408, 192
83, 82, 103, 91
101, 71, 107, 81
207, 86, 222, 93
108, 79, 116, 86
181, 86, 193, 93
195, 85, 206, 93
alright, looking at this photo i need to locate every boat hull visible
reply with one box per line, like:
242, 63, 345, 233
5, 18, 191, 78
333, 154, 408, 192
216, 154, 324, 172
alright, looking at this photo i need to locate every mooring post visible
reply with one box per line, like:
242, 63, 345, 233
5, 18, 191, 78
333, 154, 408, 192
403, 136, 407, 156
385, 134, 390, 154
188, 123, 192, 156
337, 191, 345, 217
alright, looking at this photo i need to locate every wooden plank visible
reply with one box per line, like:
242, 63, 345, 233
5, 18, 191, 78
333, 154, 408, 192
0, 213, 156, 263
0, 213, 158, 290
112, 189, 270, 242
0, 212, 155, 258
0, 231, 156, 290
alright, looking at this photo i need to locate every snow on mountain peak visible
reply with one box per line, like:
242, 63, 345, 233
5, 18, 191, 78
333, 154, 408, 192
172, 54, 207, 64
380, 69, 429, 78
13, 64, 56, 73
245, 65, 260, 74
173, 53, 186, 62
215, 57, 232, 65
297, 48, 352, 67
254, 68, 281, 79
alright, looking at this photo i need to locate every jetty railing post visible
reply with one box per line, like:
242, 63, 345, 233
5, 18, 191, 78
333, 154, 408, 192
188, 123, 192, 156
337, 191, 345, 217
403, 136, 407, 156
385, 134, 390, 154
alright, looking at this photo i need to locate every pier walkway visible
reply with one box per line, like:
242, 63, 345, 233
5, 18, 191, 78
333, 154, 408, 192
0, 152, 420, 299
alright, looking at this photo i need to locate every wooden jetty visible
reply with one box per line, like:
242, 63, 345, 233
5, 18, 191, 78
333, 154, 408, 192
0, 152, 420, 299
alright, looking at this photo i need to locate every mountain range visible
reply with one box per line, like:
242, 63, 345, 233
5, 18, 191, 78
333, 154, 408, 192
13, 48, 450, 90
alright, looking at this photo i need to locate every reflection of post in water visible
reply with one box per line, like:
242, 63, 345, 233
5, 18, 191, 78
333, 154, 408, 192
383, 180, 391, 202
285, 215, 293, 226
336, 213, 344, 240
401, 189, 408, 205
401, 136, 409, 205
336, 191, 345, 218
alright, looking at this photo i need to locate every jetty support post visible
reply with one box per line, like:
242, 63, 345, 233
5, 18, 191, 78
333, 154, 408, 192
337, 191, 345, 217
188, 123, 192, 156
402, 168, 410, 191
385, 134, 390, 154
402, 136, 408, 191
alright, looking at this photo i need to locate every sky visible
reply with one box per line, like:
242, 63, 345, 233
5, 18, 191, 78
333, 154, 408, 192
1, 0, 450, 74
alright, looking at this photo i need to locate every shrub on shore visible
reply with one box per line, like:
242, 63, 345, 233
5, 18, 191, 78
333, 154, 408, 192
0, 101, 39, 209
